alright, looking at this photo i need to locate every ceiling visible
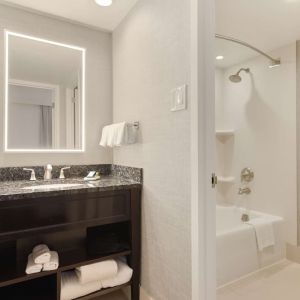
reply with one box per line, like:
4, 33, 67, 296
0, 0, 139, 31
2, 0, 300, 67
216, 0, 300, 68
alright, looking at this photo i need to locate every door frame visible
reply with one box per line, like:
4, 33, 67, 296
191, 0, 216, 299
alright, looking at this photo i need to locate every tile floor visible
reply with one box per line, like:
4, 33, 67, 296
89, 261, 300, 300
217, 260, 300, 300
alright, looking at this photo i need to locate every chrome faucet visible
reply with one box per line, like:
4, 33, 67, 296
44, 164, 53, 180
238, 187, 251, 195
23, 168, 36, 181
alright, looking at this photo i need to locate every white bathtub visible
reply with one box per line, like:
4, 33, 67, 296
217, 205, 285, 286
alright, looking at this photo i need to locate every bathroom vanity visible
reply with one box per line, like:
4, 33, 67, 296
0, 165, 142, 300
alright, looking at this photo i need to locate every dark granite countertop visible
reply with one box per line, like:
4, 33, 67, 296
0, 176, 141, 201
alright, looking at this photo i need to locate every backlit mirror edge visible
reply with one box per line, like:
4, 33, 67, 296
3, 30, 86, 153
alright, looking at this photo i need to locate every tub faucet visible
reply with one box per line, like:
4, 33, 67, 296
44, 164, 53, 180
238, 187, 251, 195
241, 214, 250, 222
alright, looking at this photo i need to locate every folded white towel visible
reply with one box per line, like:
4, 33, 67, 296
75, 259, 118, 284
99, 125, 109, 147
101, 260, 133, 289
100, 122, 137, 148
43, 251, 59, 271
61, 271, 102, 300
32, 244, 51, 264
26, 253, 43, 274
246, 218, 275, 251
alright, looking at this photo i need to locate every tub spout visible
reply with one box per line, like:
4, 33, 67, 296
241, 214, 250, 222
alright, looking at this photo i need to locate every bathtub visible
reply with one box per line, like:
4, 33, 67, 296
217, 205, 285, 286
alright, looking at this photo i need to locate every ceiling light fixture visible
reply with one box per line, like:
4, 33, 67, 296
95, 0, 113, 7
216, 55, 224, 60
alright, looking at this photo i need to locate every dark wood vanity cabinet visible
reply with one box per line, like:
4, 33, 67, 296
0, 187, 141, 300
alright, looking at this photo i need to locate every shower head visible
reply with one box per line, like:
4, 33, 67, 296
229, 74, 242, 83
229, 68, 250, 83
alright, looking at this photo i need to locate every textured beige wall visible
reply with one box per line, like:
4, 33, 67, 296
0, 4, 113, 166
113, 0, 191, 299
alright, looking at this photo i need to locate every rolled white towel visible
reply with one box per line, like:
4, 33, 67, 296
26, 253, 43, 274
75, 259, 118, 284
32, 244, 51, 264
43, 251, 59, 271
61, 271, 102, 300
101, 260, 133, 289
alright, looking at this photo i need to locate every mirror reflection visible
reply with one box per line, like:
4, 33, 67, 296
6, 32, 85, 151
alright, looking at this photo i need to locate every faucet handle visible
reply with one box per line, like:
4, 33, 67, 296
238, 187, 251, 195
23, 168, 36, 181
59, 167, 71, 179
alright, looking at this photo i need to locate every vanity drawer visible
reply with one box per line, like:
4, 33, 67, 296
0, 190, 131, 238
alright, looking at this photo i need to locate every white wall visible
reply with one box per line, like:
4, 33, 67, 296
0, 4, 112, 165
215, 43, 297, 245
112, 0, 191, 299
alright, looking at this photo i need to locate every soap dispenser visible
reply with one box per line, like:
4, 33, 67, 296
44, 164, 53, 180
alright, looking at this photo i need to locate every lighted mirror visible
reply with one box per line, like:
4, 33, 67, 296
5, 31, 85, 152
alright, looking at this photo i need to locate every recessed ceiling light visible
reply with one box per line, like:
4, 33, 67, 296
95, 0, 113, 7
216, 55, 224, 60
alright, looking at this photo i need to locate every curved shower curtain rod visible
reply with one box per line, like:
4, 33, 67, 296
215, 34, 281, 67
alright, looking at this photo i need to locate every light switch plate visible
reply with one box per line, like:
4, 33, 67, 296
171, 84, 187, 112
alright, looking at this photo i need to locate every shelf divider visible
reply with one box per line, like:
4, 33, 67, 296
0, 249, 131, 288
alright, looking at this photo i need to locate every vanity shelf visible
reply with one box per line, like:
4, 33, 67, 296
59, 248, 131, 272
75, 282, 131, 300
0, 187, 141, 300
0, 274, 57, 300
0, 260, 57, 288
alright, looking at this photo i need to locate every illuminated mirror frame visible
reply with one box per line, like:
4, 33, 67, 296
4, 30, 86, 153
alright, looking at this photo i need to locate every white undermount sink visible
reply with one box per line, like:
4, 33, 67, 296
22, 183, 83, 190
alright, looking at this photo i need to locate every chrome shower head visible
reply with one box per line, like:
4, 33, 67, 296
229, 68, 250, 83
229, 74, 242, 83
